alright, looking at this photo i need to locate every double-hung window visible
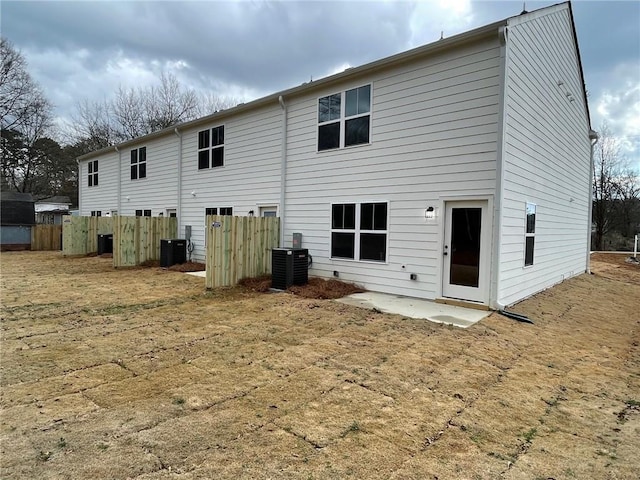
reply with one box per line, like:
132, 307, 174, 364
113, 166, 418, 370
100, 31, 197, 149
198, 125, 224, 169
131, 147, 146, 180
88, 160, 98, 187
525, 203, 536, 266
331, 202, 387, 262
318, 85, 371, 151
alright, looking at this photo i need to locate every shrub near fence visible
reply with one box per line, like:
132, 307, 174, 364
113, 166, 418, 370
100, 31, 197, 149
206, 215, 280, 288
31, 225, 63, 251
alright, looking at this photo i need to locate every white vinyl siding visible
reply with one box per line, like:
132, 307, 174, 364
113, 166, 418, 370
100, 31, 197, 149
180, 103, 282, 261
498, 5, 591, 306
284, 37, 501, 300
79, 151, 118, 216
120, 135, 179, 217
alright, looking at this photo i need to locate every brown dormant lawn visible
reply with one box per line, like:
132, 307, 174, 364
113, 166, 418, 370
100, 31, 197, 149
1, 251, 638, 479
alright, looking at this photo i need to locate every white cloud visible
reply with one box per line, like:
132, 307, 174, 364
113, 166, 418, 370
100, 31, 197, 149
593, 62, 640, 169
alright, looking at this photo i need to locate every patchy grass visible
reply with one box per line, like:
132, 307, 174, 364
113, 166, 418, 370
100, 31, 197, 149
0, 251, 638, 479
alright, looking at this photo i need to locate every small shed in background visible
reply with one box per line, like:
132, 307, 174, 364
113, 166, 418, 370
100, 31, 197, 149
35, 196, 72, 225
1, 191, 35, 251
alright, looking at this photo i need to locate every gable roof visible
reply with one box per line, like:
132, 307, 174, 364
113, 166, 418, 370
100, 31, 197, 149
78, 1, 589, 162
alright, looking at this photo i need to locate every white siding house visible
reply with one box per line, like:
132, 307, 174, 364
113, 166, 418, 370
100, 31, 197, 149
77, 2, 594, 309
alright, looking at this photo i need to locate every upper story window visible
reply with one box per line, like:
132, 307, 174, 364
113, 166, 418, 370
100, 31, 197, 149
90, 210, 102, 217
525, 203, 536, 266
135, 209, 152, 217
198, 125, 224, 169
318, 85, 371, 151
331, 201, 387, 262
131, 147, 146, 180
87, 160, 98, 187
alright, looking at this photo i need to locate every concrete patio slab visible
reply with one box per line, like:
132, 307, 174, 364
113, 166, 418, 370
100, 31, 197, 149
186, 271, 206, 277
336, 292, 490, 328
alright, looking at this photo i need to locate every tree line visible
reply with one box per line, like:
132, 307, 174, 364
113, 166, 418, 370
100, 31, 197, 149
1, 37, 236, 205
592, 125, 640, 251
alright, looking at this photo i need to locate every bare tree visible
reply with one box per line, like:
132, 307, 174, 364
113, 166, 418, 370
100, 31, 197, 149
196, 92, 241, 117
144, 72, 199, 131
70, 72, 241, 146
592, 123, 640, 250
112, 86, 146, 139
0, 37, 59, 195
614, 161, 640, 239
69, 99, 117, 151
593, 124, 621, 250
0, 38, 53, 132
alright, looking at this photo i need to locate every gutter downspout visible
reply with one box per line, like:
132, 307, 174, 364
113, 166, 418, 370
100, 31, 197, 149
115, 146, 121, 215
586, 129, 599, 274
278, 95, 287, 247
491, 25, 509, 310
174, 127, 182, 232
75, 158, 82, 214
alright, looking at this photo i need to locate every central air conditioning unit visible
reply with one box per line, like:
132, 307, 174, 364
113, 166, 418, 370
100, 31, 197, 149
160, 239, 187, 267
97, 234, 113, 255
271, 248, 309, 290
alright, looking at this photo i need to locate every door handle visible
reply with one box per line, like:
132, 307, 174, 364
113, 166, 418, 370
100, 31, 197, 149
443, 251, 448, 256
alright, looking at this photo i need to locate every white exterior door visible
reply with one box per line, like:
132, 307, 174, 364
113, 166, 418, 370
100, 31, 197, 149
442, 200, 490, 303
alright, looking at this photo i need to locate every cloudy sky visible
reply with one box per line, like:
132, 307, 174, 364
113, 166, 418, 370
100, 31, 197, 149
2, 0, 639, 168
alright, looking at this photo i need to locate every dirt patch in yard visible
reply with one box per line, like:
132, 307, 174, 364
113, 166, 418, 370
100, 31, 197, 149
1, 251, 638, 479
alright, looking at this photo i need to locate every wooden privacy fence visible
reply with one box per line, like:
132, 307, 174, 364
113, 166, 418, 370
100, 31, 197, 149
31, 225, 62, 251
113, 216, 177, 267
206, 215, 280, 288
62, 216, 177, 266
62, 216, 113, 255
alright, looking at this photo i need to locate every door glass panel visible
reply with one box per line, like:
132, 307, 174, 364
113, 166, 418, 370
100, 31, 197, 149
449, 207, 481, 288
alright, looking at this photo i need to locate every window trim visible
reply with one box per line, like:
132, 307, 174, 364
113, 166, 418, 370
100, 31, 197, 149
87, 160, 98, 187
317, 84, 372, 152
330, 200, 388, 263
204, 207, 233, 223
130, 146, 147, 180
198, 125, 225, 170
524, 202, 536, 267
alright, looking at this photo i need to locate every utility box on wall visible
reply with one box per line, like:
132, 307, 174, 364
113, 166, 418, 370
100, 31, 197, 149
271, 248, 309, 290
160, 239, 187, 267
292, 232, 302, 248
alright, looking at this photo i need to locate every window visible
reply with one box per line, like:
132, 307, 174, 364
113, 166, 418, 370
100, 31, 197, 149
525, 203, 536, 266
331, 202, 387, 262
131, 147, 146, 180
88, 160, 98, 187
135, 210, 152, 217
318, 85, 371, 151
90, 210, 102, 217
205, 207, 233, 218
198, 125, 224, 169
